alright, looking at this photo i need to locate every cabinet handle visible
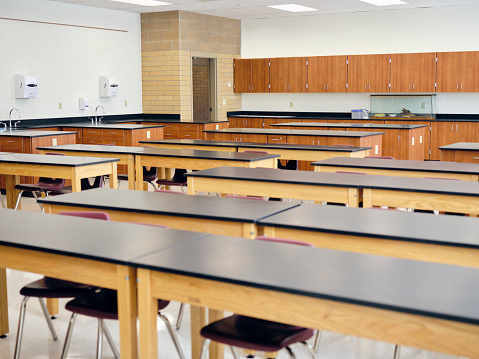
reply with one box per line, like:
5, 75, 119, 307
456, 125, 458, 131
252, 85, 254, 91
452, 125, 454, 131
457, 83, 459, 90
409, 84, 411, 90
413, 84, 415, 90
288, 85, 290, 91
313, 140, 315, 145
473, 157, 479, 160
369, 84, 370, 90
323, 85, 325, 90
185, 135, 190, 137
461, 83, 463, 90
7, 141, 14, 143
365, 84, 366, 90
327, 84, 329, 90
285, 85, 287, 90
271, 138, 280, 141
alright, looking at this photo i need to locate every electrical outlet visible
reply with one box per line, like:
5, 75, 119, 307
290, 102, 293, 108
223, 99, 226, 105
58, 102, 62, 110
421, 102, 426, 109
147, 131, 151, 139
52, 138, 57, 146
228, 81, 231, 87
125, 100, 128, 107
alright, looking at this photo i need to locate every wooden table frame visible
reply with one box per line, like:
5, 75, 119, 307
1, 160, 118, 209
187, 176, 362, 206
315, 165, 479, 181
43, 203, 260, 239
39, 148, 134, 189
135, 155, 277, 191
137, 269, 479, 359
362, 188, 479, 215
0, 246, 137, 359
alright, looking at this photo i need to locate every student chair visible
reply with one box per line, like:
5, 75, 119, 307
13, 211, 111, 359
198, 236, 317, 359
156, 169, 188, 192
118, 166, 158, 190
14, 153, 66, 211
155, 189, 187, 194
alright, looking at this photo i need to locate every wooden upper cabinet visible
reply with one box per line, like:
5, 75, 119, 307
368, 54, 390, 93
307, 56, 328, 93
270, 58, 289, 93
390, 53, 413, 92
328, 56, 348, 93
288, 57, 307, 93
412, 52, 437, 93
234, 59, 252, 93
270, 57, 307, 93
436, 52, 460, 92
347, 55, 369, 93
460, 51, 479, 92
251, 58, 270, 93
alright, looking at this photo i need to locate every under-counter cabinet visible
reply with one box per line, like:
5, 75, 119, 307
430, 121, 478, 160
307, 55, 348, 93
437, 51, 479, 92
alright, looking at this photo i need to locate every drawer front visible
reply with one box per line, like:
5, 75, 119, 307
83, 128, 103, 137
454, 151, 479, 163
83, 139, 101, 145
0, 137, 24, 151
267, 135, 287, 143
102, 129, 125, 140
178, 128, 200, 139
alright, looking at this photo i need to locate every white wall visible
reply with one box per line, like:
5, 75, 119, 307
0, 0, 142, 122
241, 4, 479, 115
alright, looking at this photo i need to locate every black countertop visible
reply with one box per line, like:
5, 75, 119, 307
137, 148, 280, 161
271, 122, 427, 129
0, 130, 77, 137
109, 119, 229, 124
186, 166, 384, 187
204, 128, 385, 137
0, 153, 119, 167
313, 157, 479, 175
132, 233, 479, 325
259, 204, 479, 249
140, 139, 371, 152
439, 143, 479, 151
0, 209, 206, 265
38, 188, 299, 223
61, 123, 163, 130
37, 144, 155, 155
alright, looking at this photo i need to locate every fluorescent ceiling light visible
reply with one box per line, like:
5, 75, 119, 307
110, 0, 171, 6
358, 0, 407, 5
268, 4, 318, 12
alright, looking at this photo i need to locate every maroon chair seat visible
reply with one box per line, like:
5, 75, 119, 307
118, 166, 158, 190
61, 289, 184, 359
20, 277, 96, 299
156, 169, 188, 190
200, 314, 315, 353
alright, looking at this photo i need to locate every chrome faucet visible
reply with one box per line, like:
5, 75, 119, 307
95, 105, 105, 124
9, 108, 20, 128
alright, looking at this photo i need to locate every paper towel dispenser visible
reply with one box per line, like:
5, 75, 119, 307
99, 76, 119, 97
15, 74, 38, 99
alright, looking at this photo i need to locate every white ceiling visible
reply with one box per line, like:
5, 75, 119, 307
46, 0, 479, 20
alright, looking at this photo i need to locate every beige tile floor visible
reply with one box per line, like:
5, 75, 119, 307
0, 185, 467, 359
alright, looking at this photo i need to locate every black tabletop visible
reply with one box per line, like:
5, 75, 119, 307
38, 188, 299, 223
186, 166, 384, 187
259, 204, 479, 249
38, 144, 155, 155
203, 128, 385, 137
132, 234, 479, 325
140, 139, 371, 152
0, 130, 77, 137
0, 209, 206, 265
271, 122, 426, 129
312, 157, 479, 175
363, 176, 479, 197
137, 148, 280, 161
439, 142, 479, 151
0, 153, 119, 167
62, 123, 163, 130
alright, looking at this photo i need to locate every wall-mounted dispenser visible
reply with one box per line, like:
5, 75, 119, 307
79, 97, 90, 110
15, 74, 38, 99
99, 76, 119, 98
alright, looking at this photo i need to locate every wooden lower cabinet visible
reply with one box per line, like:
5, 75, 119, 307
0, 133, 77, 189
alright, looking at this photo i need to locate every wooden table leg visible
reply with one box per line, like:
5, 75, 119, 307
71, 169, 81, 192
191, 305, 207, 359
117, 265, 138, 359
138, 269, 158, 359
110, 163, 118, 189
127, 155, 135, 190
5, 174, 20, 209
0, 268, 9, 336
135, 157, 144, 191
187, 178, 196, 195
208, 309, 224, 359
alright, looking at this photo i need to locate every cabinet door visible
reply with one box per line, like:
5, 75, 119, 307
390, 53, 413, 92
413, 53, 436, 93
347, 55, 369, 93
436, 52, 460, 92
460, 51, 479, 92
288, 57, 307, 93
234, 59, 251, 93
368, 54, 390, 93
328, 56, 348, 93
307, 56, 328, 93
454, 122, 478, 143
251, 58, 270, 93
430, 121, 456, 160
270, 58, 289, 93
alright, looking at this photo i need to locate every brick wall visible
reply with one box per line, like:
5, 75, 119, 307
141, 11, 242, 121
